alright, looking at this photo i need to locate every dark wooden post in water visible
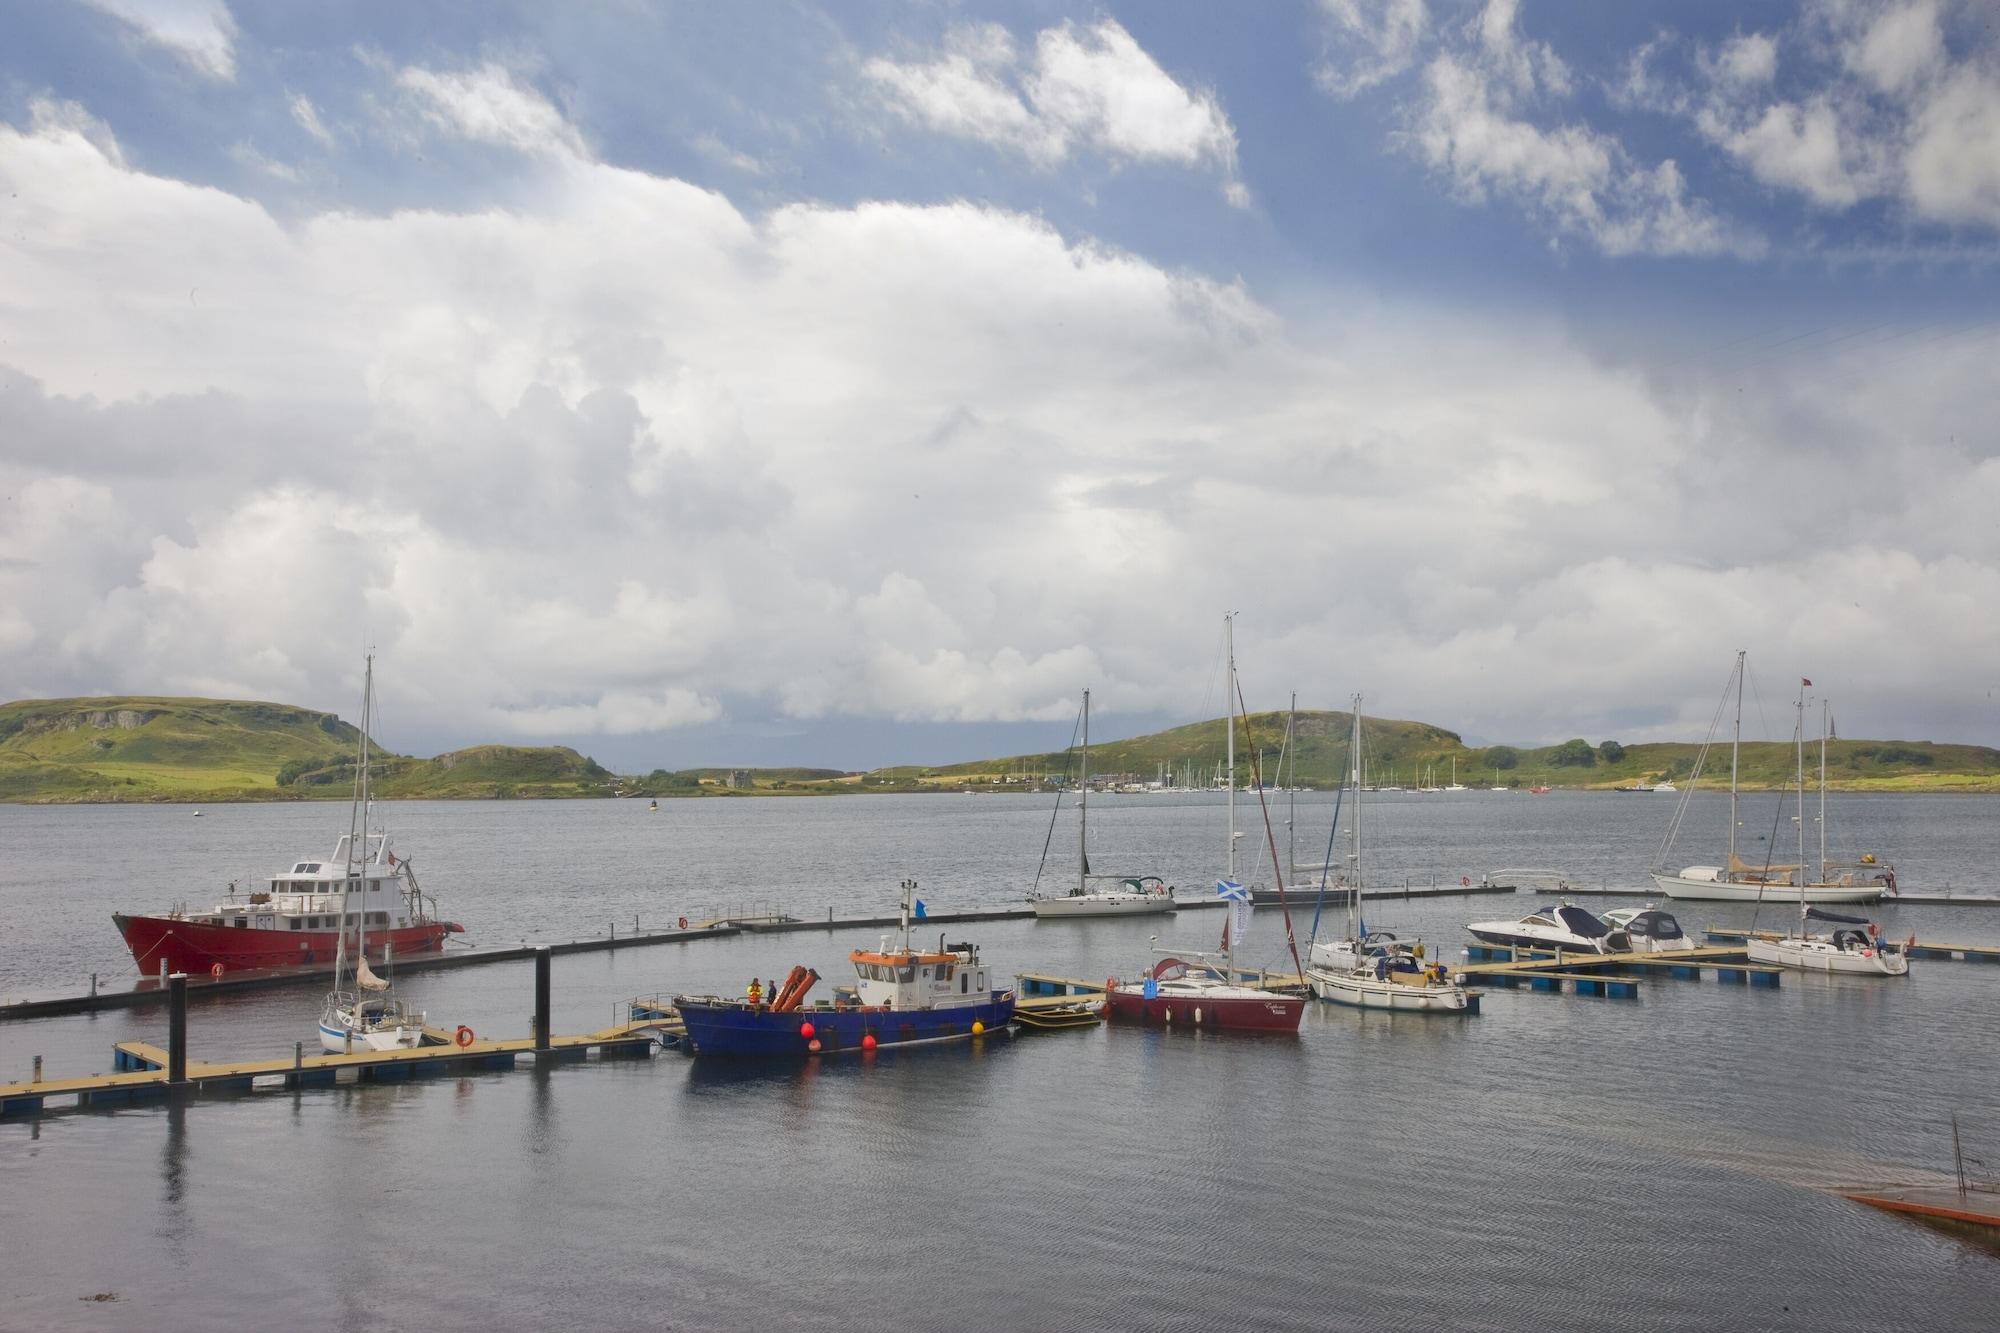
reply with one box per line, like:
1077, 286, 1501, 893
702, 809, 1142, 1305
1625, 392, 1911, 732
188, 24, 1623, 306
534, 946, 551, 1053
167, 972, 188, 1085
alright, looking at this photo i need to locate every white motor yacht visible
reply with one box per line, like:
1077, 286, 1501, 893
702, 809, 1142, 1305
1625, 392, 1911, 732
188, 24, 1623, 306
1465, 903, 1631, 955
1600, 905, 1688, 953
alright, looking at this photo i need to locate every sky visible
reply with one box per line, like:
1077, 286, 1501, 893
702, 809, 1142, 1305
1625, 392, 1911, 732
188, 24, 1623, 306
2, 0, 1997, 770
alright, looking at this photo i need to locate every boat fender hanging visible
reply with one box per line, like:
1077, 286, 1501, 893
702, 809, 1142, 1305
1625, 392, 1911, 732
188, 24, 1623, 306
455, 1025, 475, 1047
677, 916, 688, 930
1105, 976, 1118, 994
210, 962, 224, 979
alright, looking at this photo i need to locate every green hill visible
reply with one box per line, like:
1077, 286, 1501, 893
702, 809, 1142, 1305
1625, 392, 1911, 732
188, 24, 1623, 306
924, 709, 2000, 793
4, 695, 1993, 801
0, 697, 359, 800
0, 697, 621, 802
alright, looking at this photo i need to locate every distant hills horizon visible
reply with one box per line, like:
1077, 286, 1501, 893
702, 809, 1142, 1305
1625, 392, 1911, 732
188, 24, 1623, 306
3, 694, 1997, 802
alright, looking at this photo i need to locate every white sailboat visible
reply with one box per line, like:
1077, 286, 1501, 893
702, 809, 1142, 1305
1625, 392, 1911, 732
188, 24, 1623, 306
1305, 695, 1472, 1013
1030, 689, 1177, 919
1652, 651, 1888, 904
1745, 688, 1910, 976
1442, 757, 1465, 792
318, 655, 428, 1053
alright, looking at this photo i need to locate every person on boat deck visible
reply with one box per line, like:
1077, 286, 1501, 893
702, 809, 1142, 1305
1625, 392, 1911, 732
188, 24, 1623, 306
746, 977, 762, 1005
766, 979, 778, 1007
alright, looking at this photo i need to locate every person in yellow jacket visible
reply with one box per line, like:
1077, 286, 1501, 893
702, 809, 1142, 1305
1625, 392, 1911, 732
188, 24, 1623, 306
746, 977, 763, 1005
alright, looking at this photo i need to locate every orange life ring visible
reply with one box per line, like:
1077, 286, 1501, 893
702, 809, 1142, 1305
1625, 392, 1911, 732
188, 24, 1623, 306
678, 916, 689, 930
209, 962, 224, 979
455, 1025, 475, 1047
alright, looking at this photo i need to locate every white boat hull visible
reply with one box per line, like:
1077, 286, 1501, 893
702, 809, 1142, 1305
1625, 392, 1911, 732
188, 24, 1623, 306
1306, 967, 1470, 1012
319, 1021, 425, 1053
1651, 872, 1881, 904
1031, 893, 1176, 919
1745, 936, 1908, 975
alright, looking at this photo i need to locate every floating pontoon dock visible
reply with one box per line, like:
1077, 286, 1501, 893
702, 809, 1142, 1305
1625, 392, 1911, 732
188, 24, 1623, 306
1703, 928, 2000, 963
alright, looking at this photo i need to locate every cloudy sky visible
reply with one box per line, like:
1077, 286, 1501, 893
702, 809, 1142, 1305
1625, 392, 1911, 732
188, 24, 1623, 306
2, 1, 1997, 769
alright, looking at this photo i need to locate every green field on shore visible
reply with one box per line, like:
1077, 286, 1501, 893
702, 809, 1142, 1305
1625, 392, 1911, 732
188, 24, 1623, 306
3, 695, 1996, 803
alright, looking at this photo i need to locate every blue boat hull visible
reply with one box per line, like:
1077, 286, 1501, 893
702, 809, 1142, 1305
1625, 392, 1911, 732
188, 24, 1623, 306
673, 995, 1015, 1057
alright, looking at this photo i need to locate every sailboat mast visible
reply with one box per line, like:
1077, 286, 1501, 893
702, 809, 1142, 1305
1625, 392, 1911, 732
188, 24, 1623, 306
1727, 649, 1744, 872
1225, 612, 1237, 980
335, 655, 375, 987
1818, 700, 1829, 883
1225, 613, 1236, 883
1079, 688, 1089, 896
1286, 692, 1297, 883
1348, 694, 1362, 941
1795, 681, 1808, 924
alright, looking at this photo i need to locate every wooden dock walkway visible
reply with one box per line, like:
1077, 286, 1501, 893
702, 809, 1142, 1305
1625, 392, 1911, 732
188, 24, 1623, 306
1455, 944, 1784, 995
1, 1025, 660, 1118
1703, 928, 2000, 963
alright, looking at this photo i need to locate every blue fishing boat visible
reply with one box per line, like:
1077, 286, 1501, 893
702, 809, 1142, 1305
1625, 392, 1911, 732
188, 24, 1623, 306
671, 879, 1014, 1057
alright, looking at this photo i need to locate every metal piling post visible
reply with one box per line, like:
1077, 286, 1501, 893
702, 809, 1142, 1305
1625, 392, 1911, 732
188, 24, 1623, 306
535, 946, 551, 1053
167, 972, 188, 1085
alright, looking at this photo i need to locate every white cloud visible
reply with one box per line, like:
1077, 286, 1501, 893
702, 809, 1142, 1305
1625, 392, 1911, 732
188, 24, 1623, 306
1903, 64, 2000, 225
1849, 0, 1945, 93
1409, 26, 1756, 259
0, 85, 1993, 753
290, 93, 334, 147
865, 19, 1246, 204
1657, 3, 2000, 231
396, 62, 586, 159
79, 0, 237, 81
1706, 96, 1865, 208
1714, 31, 1779, 87
1315, 0, 1431, 98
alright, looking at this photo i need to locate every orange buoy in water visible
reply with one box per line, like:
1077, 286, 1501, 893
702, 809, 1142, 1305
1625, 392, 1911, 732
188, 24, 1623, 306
808, 1038, 822, 1053
799, 1021, 815, 1040
971, 1020, 984, 1036
861, 1033, 877, 1052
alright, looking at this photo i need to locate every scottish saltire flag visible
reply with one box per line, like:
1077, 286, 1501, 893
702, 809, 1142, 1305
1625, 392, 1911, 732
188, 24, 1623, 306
1218, 879, 1252, 948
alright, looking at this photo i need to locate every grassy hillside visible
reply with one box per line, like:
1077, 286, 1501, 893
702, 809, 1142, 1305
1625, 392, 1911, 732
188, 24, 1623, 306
0, 698, 623, 802
921, 708, 2000, 793
5, 696, 1994, 801
0, 697, 359, 801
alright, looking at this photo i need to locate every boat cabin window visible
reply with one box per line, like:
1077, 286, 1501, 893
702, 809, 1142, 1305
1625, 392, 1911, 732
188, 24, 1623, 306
960, 973, 970, 994
287, 918, 301, 930
366, 911, 388, 926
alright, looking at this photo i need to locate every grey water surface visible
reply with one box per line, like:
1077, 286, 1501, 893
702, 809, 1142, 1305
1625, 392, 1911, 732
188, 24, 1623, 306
2, 791, 1996, 1331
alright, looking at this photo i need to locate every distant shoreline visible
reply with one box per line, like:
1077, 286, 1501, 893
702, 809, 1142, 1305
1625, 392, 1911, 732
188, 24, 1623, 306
8, 780, 1999, 806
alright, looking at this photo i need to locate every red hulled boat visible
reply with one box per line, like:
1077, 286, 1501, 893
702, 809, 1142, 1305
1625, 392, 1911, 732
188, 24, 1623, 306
1105, 955, 1304, 1031
114, 829, 460, 978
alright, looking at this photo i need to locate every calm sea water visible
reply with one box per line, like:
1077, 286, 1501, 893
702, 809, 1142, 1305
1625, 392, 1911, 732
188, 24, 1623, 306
2, 791, 1997, 1331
